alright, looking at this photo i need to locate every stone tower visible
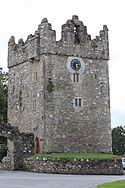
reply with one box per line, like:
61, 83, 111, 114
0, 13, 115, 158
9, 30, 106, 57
8, 16, 112, 153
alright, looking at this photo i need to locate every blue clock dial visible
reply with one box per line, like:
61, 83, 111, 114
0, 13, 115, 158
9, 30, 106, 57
70, 59, 81, 71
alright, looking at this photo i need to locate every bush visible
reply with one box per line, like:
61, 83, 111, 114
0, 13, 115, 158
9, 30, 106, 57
0, 144, 7, 160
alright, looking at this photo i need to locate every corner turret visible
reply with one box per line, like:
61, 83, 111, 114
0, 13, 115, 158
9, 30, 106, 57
38, 18, 56, 54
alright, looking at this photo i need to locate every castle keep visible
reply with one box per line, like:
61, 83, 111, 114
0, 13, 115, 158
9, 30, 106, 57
8, 15, 112, 153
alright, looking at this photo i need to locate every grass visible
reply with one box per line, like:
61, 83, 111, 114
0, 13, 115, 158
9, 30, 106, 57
31, 153, 120, 159
96, 180, 125, 188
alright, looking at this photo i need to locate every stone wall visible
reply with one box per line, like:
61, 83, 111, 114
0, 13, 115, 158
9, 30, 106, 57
0, 123, 34, 170
23, 157, 123, 175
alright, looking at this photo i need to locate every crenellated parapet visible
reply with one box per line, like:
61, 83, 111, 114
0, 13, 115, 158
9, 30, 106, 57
8, 15, 109, 68
57, 16, 109, 59
61, 15, 91, 45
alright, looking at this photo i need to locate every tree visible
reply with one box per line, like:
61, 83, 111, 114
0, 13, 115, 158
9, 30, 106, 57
0, 68, 8, 123
112, 126, 125, 155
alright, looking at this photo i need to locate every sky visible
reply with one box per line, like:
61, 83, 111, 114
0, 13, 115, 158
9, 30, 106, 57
0, 0, 125, 128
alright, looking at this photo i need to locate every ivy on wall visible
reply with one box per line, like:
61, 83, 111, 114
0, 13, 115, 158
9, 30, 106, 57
47, 78, 54, 93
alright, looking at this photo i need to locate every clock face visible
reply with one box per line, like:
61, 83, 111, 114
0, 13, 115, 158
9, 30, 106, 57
70, 59, 81, 71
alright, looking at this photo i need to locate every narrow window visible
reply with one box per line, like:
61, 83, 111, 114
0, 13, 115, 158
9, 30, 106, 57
76, 73, 79, 82
33, 72, 37, 82
73, 73, 75, 82
33, 99, 36, 109
79, 98, 81, 106
74, 98, 82, 107
34, 72, 37, 81
75, 98, 78, 106
74, 25, 80, 44
73, 73, 79, 82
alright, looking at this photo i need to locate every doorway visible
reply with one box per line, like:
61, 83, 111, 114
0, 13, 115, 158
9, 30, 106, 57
35, 137, 40, 153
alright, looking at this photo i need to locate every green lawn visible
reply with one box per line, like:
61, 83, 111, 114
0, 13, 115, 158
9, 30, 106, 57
96, 180, 125, 188
31, 153, 120, 159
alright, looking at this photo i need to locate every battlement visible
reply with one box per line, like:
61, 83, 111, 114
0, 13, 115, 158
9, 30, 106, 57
8, 15, 109, 68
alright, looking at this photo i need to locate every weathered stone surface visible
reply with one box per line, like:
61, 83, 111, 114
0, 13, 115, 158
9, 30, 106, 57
8, 15, 112, 153
0, 123, 34, 170
23, 158, 123, 175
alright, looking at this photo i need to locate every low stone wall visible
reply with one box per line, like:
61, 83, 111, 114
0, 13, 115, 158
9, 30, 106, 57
23, 158, 123, 175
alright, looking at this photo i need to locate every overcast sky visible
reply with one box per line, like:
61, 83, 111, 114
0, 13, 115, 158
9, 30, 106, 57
0, 0, 125, 127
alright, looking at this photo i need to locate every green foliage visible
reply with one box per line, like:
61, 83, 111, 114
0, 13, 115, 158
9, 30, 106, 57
96, 180, 125, 188
47, 78, 54, 93
0, 144, 7, 160
31, 153, 119, 159
112, 126, 125, 155
0, 68, 8, 123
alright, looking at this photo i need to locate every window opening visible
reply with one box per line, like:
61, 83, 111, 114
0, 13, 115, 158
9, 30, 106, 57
73, 73, 79, 82
74, 25, 80, 44
76, 73, 79, 82
34, 72, 37, 81
75, 98, 78, 106
74, 98, 82, 107
33, 99, 36, 109
79, 98, 81, 106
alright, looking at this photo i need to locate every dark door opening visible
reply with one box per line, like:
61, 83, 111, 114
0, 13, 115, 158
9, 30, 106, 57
0, 136, 7, 160
35, 137, 40, 154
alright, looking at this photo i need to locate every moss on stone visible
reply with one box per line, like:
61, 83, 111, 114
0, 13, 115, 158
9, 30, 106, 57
47, 79, 54, 93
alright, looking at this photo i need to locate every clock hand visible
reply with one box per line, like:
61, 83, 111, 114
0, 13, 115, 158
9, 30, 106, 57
76, 63, 79, 69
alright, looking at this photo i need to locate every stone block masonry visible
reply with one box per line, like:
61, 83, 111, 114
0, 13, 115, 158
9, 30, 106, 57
8, 15, 112, 154
0, 123, 34, 170
23, 157, 123, 175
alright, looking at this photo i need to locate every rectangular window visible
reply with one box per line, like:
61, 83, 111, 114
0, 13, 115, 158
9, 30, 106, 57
76, 74, 79, 82
75, 98, 78, 106
73, 73, 79, 82
33, 99, 36, 109
74, 98, 82, 107
79, 98, 81, 106
73, 73, 75, 82
33, 72, 37, 81
35, 72, 37, 80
